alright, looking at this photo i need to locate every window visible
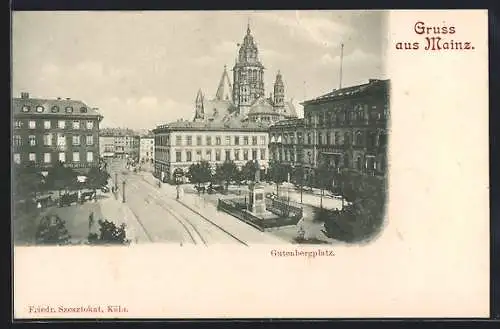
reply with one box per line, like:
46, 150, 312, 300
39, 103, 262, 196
186, 136, 192, 146
43, 134, 52, 146
252, 136, 257, 145
355, 132, 363, 146
86, 151, 93, 162
175, 136, 182, 146
80, 107, 87, 113
43, 120, 51, 129
36, 105, 44, 113
196, 150, 202, 161
72, 121, 80, 129
73, 152, 80, 162
44, 153, 51, 163
86, 135, 94, 146
252, 149, 257, 160
196, 136, 202, 146
234, 150, 240, 161
206, 151, 212, 161
260, 149, 266, 160
260, 136, 266, 145
28, 135, 36, 146
72, 135, 80, 146
334, 132, 340, 145
13, 135, 22, 146
176, 151, 181, 162
206, 136, 212, 146
57, 133, 66, 149
14, 120, 23, 128
86, 121, 94, 130
234, 137, 240, 145
186, 151, 192, 162
59, 152, 66, 163
225, 150, 231, 161
290, 151, 295, 162
51, 106, 59, 113
344, 132, 351, 146
225, 136, 231, 145
29, 120, 36, 129
13, 153, 21, 164
58, 120, 66, 129
65, 106, 73, 113
215, 150, 221, 161
244, 136, 249, 145
318, 133, 323, 145
216, 136, 221, 145
243, 150, 248, 161
29, 153, 36, 162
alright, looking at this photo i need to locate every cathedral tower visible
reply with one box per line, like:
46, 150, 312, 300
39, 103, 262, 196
215, 65, 232, 101
193, 89, 205, 122
232, 23, 265, 117
273, 70, 285, 114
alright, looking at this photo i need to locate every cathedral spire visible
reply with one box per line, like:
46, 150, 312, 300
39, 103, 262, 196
194, 89, 205, 122
247, 18, 251, 34
215, 65, 233, 101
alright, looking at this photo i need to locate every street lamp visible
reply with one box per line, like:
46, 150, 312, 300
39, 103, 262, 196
115, 173, 118, 190
122, 180, 126, 203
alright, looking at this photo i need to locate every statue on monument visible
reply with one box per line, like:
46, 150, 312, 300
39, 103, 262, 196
254, 160, 260, 183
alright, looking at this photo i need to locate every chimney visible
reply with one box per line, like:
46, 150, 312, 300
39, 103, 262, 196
92, 107, 99, 111
21, 92, 29, 99
57, 97, 61, 100
66, 98, 71, 100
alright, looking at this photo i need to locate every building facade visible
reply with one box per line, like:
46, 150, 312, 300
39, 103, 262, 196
269, 79, 390, 183
12, 92, 103, 173
139, 135, 155, 164
99, 136, 116, 158
99, 131, 140, 160
153, 121, 269, 182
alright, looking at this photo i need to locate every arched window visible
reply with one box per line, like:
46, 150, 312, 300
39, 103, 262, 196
334, 132, 340, 145
355, 131, 363, 146
356, 157, 362, 170
344, 132, 351, 146
379, 132, 387, 147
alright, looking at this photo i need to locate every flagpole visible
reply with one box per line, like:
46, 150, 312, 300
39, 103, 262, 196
339, 43, 344, 89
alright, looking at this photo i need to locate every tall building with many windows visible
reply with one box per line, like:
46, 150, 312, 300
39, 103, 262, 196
153, 120, 268, 182
12, 92, 103, 173
139, 134, 155, 164
269, 79, 390, 183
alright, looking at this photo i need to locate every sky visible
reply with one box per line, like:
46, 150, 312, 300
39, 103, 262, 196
12, 10, 388, 130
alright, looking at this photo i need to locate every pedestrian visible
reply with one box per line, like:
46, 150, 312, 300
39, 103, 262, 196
88, 212, 94, 231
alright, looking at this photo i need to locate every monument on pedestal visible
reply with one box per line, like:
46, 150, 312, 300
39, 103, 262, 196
247, 160, 266, 216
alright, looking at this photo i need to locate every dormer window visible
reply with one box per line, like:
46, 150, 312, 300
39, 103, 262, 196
36, 105, 44, 113
22, 105, 30, 112
51, 106, 59, 113
80, 107, 87, 113
65, 106, 73, 113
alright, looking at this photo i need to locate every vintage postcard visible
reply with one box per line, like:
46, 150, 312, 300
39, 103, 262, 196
12, 10, 489, 318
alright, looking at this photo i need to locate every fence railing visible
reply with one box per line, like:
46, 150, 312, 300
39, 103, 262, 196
217, 199, 264, 231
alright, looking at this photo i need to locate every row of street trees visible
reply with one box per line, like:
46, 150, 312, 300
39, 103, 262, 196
13, 160, 110, 202
171, 160, 291, 194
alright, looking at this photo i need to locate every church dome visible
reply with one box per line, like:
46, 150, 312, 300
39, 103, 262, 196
248, 97, 276, 115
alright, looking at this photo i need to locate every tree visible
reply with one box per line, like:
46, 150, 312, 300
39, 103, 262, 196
292, 166, 305, 203
45, 161, 78, 196
217, 160, 238, 191
35, 214, 71, 245
173, 168, 184, 185
268, 160, 288, 196
88, 219, 129, 245
13, 161, 44, 201
322, 171, 387, 243
314, 161, 336, 209
241, 160, 256, 182
87, 167, 110, 189
187, 161, 212, 190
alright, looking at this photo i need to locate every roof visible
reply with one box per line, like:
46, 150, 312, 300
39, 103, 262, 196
301, 79, 390, 105
203, 99, 236, 120
283, 101, 298, 118
270, 118, 304, 129
248, 97, 276, 115
155, 117, 269, 133
12, 96, 102, 118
